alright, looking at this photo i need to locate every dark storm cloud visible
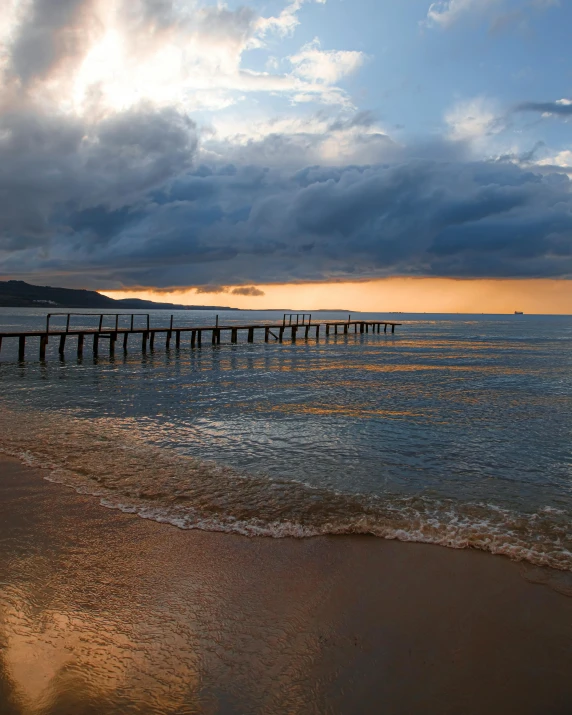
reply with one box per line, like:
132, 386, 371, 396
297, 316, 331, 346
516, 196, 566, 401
231, 286, 265, 296
2, 140, 572, 288
516, 100, 572, 116
1, 101, 571, 287
0, 106, 197, 248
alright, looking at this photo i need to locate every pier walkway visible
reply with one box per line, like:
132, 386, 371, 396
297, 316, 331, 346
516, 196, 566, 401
0, 313, 402, 361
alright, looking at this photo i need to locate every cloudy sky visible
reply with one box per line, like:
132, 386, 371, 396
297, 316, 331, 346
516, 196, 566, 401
0, 0, 571, 310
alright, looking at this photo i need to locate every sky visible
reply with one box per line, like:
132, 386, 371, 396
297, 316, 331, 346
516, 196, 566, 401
0, 0, 571, 312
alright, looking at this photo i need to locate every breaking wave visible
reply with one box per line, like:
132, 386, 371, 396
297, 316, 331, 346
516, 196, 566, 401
1, 405, 571, 571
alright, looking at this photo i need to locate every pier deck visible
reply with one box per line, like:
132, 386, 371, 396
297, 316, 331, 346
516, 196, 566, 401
0, 313, 402, 361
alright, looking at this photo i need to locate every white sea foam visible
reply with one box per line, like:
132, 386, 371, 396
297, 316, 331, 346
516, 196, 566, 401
1, 405, 571, 572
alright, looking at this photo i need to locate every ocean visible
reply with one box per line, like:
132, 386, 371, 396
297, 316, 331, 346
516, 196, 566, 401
0, 309, 571, 570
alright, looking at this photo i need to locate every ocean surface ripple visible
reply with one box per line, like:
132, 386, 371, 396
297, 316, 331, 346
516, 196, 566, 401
0, 309, 571, 570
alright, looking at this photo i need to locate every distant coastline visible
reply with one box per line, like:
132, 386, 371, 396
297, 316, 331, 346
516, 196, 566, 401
0, 280, 238, 311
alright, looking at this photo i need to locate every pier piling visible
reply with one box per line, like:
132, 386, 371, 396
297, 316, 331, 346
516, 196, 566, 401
1, 313, 401, 362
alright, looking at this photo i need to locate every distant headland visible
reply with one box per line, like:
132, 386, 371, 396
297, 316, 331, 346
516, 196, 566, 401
0, 280, 238, 311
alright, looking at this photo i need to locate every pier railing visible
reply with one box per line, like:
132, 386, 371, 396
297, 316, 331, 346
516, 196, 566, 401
0, 314, 402, 362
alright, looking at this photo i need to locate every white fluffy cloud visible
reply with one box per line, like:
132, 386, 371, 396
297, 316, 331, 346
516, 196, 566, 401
445, 97, 505, 142
288, 38, 365, 85
0, 0, 361, 116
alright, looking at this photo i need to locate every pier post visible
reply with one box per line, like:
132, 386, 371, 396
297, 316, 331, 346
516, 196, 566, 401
77, 333, 84, 358
212, 329, 217, 345
279, 327, 284, 343
142, 332, 148, 352
176, 331, 180, 349
39, 335, 47, 360
344, 324, 348, 334
265, 327, 269, 343
93, 334, 99, 357
305, 325, 310, 339
123, 333, 128, 352
191, 330, 196, 348
355, 324, 358, 333
248, 327, 254, 343
59, 334, 66, 357
18, 336, 25, 360
326, 324, 330, 336
316, 325, 320, 340
197, 330, 202, 347
109, 332, 116, 356
384, 324, 387, 333
166, 331, 171, 349
360, 323, 365, 334
149, 332, 155, 350
231, 328, 238, 344
291, 326, 297, 342
217, 329, 221, 345
392, 324, 395, 334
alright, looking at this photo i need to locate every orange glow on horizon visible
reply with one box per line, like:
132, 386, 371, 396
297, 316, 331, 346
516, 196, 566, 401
101, 278, 572, 315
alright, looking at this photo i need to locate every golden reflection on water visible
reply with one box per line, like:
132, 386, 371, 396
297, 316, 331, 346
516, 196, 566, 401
0, 462, 365, 715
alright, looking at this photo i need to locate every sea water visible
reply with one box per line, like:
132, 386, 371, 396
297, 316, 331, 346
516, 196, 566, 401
0, 309, 571, 569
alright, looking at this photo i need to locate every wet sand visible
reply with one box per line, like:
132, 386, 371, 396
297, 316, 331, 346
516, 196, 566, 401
1, 456, 571, 715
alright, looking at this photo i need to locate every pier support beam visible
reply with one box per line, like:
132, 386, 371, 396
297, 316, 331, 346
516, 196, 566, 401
316, 325, 320, 340
265, 327, 269, 343
93, 334, 99, 357
77, 333, 84, 358
142, 332, 148, 352
344, 324, 348, 335
212, 329, 217, 345
392, 324, 395, 334
384, 324, 387, 333
59, 334, 66, 357
149, 332, 155, 350
109, 332, 116, 356
176, 331, 180, 349
39, 335, 47, 360
231, 328, 238, 344
291, 326, 297, 342
191, 330, 196, 348
197, 330, 202, 347
123, 333, 128, 352
360, 322, 365, 334
248, 327, 254, 343
166, 330, 172, 349
326, 324, 330, 336
279, 327, 284, 343
18, 336, 25, 361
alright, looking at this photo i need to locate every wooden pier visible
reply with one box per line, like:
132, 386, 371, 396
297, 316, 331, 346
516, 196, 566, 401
0, 313, 402, 362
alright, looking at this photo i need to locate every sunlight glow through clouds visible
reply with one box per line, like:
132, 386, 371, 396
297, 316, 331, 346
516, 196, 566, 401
24, 0, 356, 117
104, 278, 572, 315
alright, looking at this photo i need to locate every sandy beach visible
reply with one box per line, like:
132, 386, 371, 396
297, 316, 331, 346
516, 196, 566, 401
0, 454, 571, 715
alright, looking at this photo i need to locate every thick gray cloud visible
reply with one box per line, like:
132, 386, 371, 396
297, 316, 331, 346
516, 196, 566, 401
8, 0, 95, 86
1, 107, 571, 289
232, 286, 266, 296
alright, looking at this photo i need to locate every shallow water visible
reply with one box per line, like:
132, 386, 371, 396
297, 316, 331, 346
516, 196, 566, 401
1, 308, 571, 569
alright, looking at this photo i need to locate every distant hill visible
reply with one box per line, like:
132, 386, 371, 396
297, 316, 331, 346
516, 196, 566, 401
0, 281, 237, 311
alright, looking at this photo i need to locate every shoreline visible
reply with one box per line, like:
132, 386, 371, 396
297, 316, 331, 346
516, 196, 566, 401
1, 454, 572, 714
